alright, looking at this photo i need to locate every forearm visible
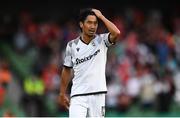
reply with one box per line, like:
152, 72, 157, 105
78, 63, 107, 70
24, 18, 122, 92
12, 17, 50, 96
58, 67, 72, 109
60, 77, 70, 95
60, 68, 72, 95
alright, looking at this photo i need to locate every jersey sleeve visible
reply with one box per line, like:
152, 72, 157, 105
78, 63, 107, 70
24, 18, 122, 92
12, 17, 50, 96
101, 33, 115, 47
63, 42, 73, 67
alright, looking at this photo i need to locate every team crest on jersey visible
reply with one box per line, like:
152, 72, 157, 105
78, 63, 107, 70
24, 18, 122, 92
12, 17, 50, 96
92, 42, 96, 46
76, 48, 80, 52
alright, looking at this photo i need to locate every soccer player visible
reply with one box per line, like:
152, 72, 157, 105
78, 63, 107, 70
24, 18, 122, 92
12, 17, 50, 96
59, 8, 120, 117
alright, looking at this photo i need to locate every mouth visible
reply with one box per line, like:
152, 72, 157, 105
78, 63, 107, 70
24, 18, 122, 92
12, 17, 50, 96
89, 30, 95, 34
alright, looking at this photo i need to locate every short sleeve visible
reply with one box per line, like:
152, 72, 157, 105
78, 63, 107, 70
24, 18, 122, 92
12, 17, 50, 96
63, 42, 73, 67
101, 33, 115, 47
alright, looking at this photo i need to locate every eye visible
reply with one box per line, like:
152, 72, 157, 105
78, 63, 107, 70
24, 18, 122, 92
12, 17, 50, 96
94, 21, 98, 25
87, 21, 92, 24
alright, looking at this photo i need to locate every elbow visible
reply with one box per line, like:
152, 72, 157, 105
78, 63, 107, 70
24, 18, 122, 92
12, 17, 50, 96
116, 30, 121, 36
113, 30, 120, 39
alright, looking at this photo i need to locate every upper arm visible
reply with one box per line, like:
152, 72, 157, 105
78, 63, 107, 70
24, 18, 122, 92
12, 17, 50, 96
61, 66, 73, 80
101, 33, 115, 47
109, 33, 118, 44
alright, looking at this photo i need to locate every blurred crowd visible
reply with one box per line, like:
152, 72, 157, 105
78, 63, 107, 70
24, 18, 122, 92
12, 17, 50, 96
0, 7, 180, 116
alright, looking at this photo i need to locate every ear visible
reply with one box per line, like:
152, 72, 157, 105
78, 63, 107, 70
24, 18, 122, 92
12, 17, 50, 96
79, 22, 83, 29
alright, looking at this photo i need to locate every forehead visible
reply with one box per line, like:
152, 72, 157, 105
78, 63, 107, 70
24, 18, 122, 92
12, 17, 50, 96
85, 15, 97, 22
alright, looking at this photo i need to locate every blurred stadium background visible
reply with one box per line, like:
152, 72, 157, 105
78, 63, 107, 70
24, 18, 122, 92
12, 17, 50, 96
0, 0, 180, 117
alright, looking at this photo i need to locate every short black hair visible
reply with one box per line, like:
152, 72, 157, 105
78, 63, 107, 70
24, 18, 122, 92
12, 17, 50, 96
78, 8, 98, 23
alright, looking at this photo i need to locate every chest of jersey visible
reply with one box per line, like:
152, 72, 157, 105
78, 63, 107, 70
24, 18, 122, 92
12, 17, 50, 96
72, 40, 102, 66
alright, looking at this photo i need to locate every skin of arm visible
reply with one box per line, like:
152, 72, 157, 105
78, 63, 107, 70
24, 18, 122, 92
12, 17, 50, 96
59, 66, 73, 110
92, 9, 120, 44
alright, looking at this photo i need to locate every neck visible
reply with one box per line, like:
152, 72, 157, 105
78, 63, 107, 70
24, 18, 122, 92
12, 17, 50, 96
81, 34, 95, 44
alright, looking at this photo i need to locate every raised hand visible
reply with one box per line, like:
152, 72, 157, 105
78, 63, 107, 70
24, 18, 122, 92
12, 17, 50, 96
92, 9, 104, 19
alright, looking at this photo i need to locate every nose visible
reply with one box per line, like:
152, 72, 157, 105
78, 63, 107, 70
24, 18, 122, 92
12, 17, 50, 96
90, 24, 96, 29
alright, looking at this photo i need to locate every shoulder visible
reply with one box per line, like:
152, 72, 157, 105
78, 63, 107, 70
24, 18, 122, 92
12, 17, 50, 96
96, 33, 110, 41
67, 36, 80, 47
99, 33, 109, 38
95, 33, 109, 43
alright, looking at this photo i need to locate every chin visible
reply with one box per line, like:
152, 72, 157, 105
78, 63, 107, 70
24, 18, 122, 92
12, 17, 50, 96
88, 33, 95, 37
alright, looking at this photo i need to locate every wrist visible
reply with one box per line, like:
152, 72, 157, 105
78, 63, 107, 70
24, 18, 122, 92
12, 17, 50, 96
99, 15, 105, 20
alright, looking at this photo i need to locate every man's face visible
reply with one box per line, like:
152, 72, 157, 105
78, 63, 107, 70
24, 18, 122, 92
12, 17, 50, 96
80, 15, 98, 37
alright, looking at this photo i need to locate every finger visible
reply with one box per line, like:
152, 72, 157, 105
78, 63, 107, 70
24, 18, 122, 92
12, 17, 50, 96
92, 9, 97, 12
65, 97, 70, 104
65, 99, 70, 107
64, 102, 70, 110
65, 105, 69, 110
